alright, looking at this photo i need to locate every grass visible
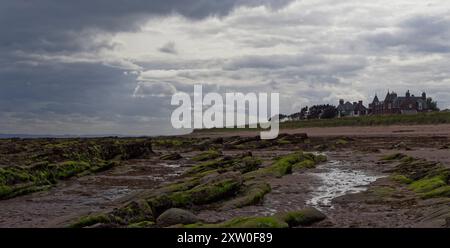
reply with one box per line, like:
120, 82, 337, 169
193, 112, 450, 133
281, 112, 450, 128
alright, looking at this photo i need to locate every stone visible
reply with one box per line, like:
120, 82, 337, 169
156, 208, 199, 227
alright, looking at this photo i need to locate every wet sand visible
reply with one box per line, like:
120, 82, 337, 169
0, 158, 190, 228
0, 124, 449, 227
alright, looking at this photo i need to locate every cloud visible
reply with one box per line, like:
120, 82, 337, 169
2, 0, 450, 135
133, 82, 177, 97
158, 42, 178, 54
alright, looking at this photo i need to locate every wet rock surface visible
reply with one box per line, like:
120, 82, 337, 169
1, 134, 450, 227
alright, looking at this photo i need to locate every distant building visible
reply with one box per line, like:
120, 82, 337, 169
368, 90, 428, 115
337, 99, 368, 118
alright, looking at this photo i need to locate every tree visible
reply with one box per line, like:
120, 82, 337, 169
307, 104, 337, 119
299, 106, 308, 120
321, 105, 338, 119
426, 97, 439, 111
307, 105, 322, 119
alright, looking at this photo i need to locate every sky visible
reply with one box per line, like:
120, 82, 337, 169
1, 0, 450, 136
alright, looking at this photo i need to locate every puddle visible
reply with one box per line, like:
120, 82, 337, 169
307, 160, 383, 209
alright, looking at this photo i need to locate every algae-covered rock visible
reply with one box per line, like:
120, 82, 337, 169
186, 216, 289, 228
277, 208, 326, 227
160, 153, 182, 160
221, 181, 271, 209
128, 221, 155, 228
421, 186, 450, 199
191, 150, 222, 162
335, 139, 349, 145
410, 175, 448, 193
156, 208, 199, 227
381, 153, 407, 161
187, 154, 261, 176
69, 214, 112, 228
249, 151, 326, 178
110, 200, 154, 225
148, 176, 243, 216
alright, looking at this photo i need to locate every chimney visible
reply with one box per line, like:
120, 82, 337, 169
358, 100, 363, 105
422, 92, 426, 100
339, 99, 344, 105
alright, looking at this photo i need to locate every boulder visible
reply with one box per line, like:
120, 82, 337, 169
156, 208, 199, 227
277, 207, 327, 227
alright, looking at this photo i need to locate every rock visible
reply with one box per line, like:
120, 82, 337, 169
200, 171, 241, 185
224, 136, 260, 148
439, 144, 449, 150
392, 142, 412, 151
277, 207, 327, 227
85, 223, 118, 228
277, 133, 308, 143
128, 221, 155, 228
446, 217, 450, 227
156, 208, 199, 227
160, 153, 182, 160
314, 144, 329, 151
211, 137, 224, 144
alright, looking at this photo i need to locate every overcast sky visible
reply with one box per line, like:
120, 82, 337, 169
1, 0, 450, 136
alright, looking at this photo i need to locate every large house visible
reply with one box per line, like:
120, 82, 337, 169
337, 99, 368, 117
368, 90, 428, 115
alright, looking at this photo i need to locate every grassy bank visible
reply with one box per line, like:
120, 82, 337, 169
194, 112, 450, 133
281, 111, 450, 129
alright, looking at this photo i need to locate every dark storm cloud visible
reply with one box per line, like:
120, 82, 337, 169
0, 0, 294, 135
0, 59, 172, 123
0, 0, 293, 53
2, 0, 450, 135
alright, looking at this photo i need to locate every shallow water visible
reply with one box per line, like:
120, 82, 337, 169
307, 160, 383, 209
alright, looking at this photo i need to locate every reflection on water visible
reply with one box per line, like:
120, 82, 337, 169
307, 160, 382, 209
